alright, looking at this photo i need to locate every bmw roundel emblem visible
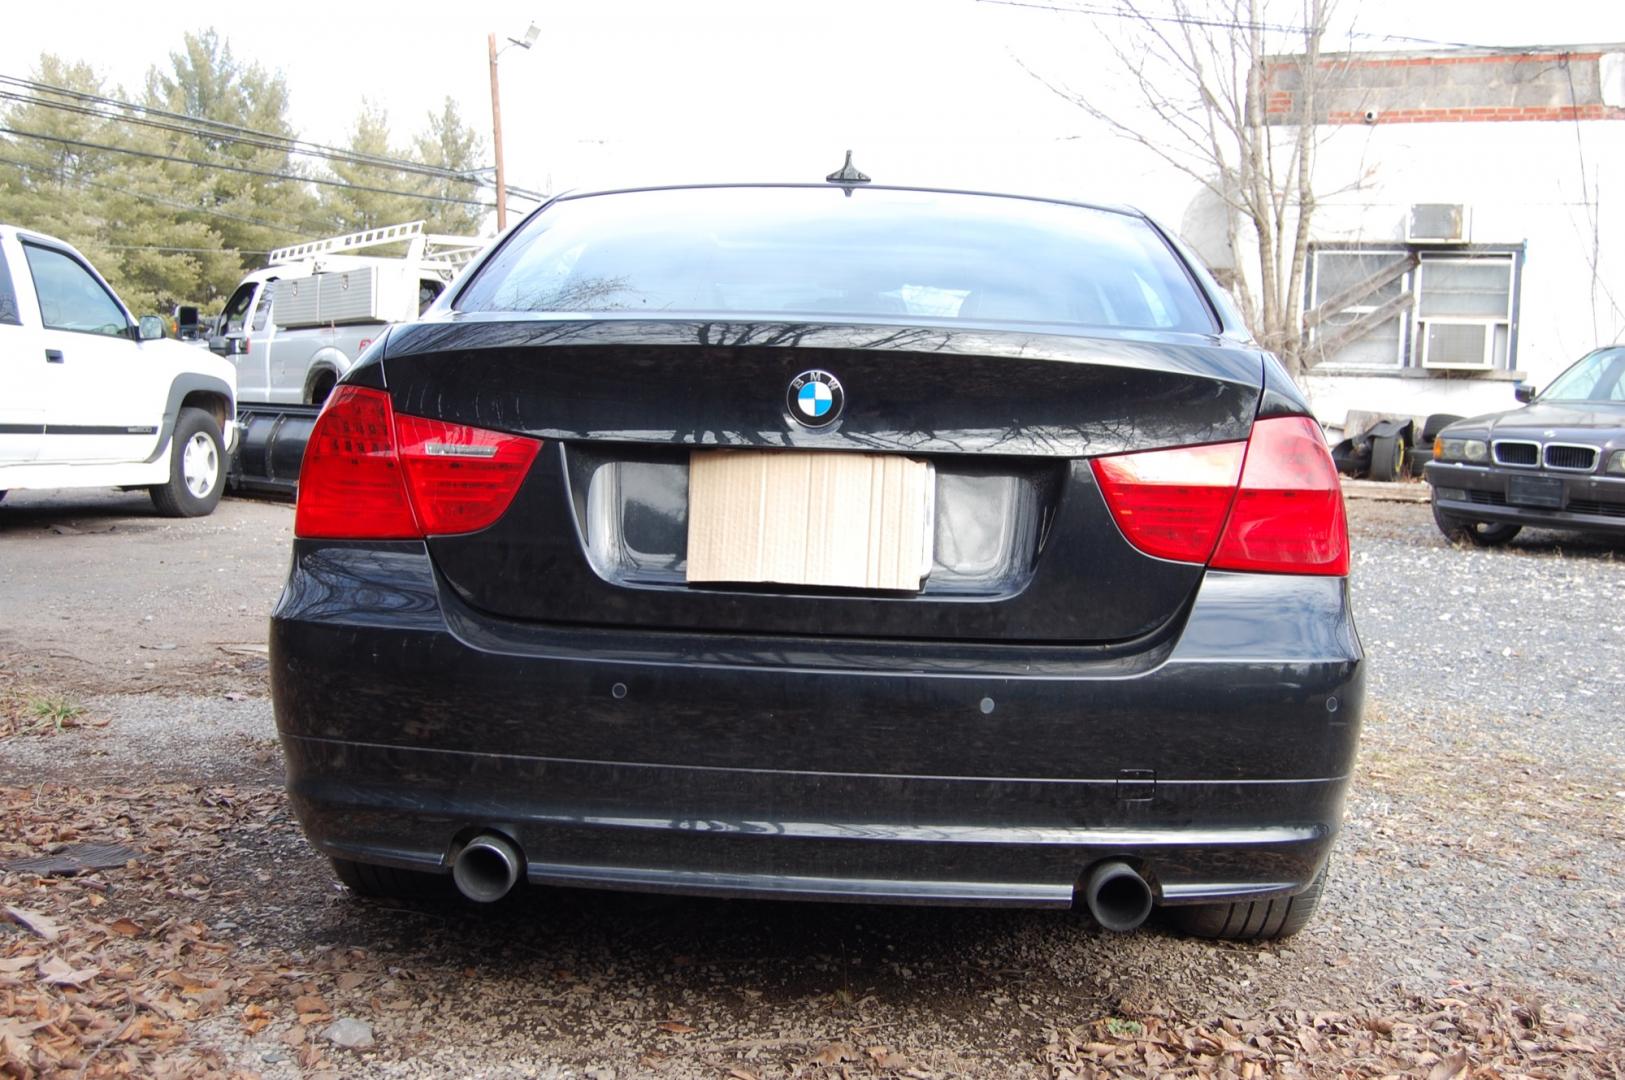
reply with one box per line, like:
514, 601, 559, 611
787, 369, 845, 427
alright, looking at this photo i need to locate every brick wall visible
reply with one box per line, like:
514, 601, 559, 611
1264, 47, 1625, 125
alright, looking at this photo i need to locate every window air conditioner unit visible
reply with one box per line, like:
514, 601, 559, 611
1406, 204, 1471, 244
1419, 319, 1494, 370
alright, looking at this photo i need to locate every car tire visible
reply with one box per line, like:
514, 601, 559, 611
330, 858, 451, 900
1168, 864, 1328, 940
1418, 413, 1464, 444
1368, 433, 1408, 482
150, 407, 226, 518
1432, 500, 1522, 547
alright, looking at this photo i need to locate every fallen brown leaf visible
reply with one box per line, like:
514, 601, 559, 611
4, 905, 62, 941
811, 1041, 858, 1066
37, 956, 98, 987
1426, 1049, 1470, 1080
656, 1020, 697, 1034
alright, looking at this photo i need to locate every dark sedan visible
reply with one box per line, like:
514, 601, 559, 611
1425, 346, 1625, 545
271, 182, 1362, 940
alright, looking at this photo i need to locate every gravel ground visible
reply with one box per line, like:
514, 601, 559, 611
1335, 502, 1625, 1033
2, 491, 1622, 1077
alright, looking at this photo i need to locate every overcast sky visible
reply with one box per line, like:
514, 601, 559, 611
3, 1, 1619, 229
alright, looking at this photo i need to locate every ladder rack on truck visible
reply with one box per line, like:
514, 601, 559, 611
267, 221, 487, 273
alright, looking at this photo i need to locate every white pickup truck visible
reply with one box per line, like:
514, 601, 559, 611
210, 222, 483, 405
0, 224, 238, 516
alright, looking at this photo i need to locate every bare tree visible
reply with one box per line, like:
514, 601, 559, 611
1022, 0, 1343, 378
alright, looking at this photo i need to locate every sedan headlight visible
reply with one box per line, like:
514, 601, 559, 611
1608, 450, 1625, 475
1435, 436, 1488, 463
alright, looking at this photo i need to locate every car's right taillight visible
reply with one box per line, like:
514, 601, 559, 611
1092, 414, 1348, 576
295, 385, 540, 540
1210, 415, 1348, 576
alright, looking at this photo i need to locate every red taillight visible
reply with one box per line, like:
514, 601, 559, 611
295, 386, 418, 539
1211, 415, 1348, 576
1090, 440, 1246, 563
294, 385, 540, 539
1092, 415, 1348, 575
395, 413, 540, 534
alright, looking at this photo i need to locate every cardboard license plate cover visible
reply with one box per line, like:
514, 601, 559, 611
686, 450, 934, 591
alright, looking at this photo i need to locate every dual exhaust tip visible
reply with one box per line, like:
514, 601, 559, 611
449, 836, 1154, 929
451, 833, 523, 903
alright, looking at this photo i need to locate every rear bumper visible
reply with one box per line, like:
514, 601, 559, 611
271, 542, 1364, 908
1425, 461, 1625, 534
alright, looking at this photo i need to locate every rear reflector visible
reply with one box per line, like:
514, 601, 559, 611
1092, 415, 1348, 575
295, 385, 540, 539
1090, 441, 1245, 563
1211, 415, 1348, 575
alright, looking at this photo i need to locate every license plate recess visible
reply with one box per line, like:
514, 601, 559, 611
1506, 474, 1564, 509
686, 450, 934, 591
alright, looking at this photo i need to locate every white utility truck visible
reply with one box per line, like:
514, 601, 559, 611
210, 221, 484, 494
0, 224, 238, 517
211, 221, 483, 406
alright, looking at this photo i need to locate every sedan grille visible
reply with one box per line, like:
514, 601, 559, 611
1491, 440, 1539, 467
1543, 444, 1598, 472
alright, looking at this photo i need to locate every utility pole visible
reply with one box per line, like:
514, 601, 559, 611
488, 32, 507, 232
487, 23, 538, 234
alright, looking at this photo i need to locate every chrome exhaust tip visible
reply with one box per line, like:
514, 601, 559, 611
451, 833, 523, 903
1082, 860, 1154, 932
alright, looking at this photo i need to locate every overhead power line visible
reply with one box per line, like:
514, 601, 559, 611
0, 154, 327, 238
973, 0, 1511, 51
100, 244, 275, 255
0, 73, 526, 195
0, 85, 480, 186
0, 125, 497, 208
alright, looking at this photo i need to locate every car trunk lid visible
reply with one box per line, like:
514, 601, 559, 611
382, 316, 1263, 644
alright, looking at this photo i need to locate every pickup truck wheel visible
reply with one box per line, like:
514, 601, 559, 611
1432, 500, 1521, 547
150, 407, 225, 518
1168, 864, 1328, 940
308, 371, 336, 405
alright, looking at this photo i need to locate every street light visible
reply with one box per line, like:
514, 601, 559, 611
488, 22, 539, 232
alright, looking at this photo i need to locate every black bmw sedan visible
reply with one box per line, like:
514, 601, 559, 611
1425, 346, 1625, 545
271, 182, 1362, 940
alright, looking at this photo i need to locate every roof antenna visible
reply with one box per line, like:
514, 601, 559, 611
825, 150, 870, 195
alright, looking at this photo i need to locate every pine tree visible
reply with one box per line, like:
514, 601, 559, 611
0, 56, 118, 258
413, 98, 487, 237
319, 102, 426, 236
140, 29, 318, 302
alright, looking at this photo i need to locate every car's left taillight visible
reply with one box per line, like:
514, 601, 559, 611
295, 385, 541, 539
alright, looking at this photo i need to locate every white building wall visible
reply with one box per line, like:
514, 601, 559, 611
1296, 119, 1623, 427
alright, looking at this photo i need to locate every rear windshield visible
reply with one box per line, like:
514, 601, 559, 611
456, 187, 1216, 333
